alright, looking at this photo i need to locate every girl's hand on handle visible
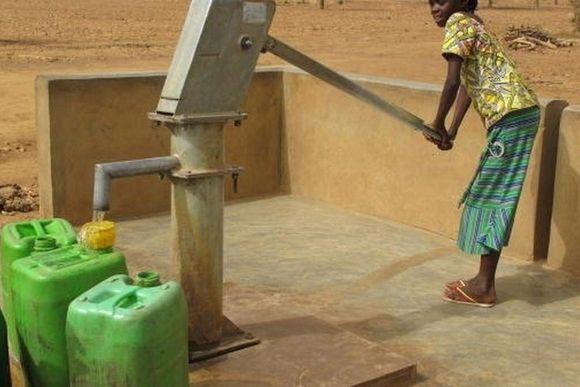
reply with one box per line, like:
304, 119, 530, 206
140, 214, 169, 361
425, 122, 454, 151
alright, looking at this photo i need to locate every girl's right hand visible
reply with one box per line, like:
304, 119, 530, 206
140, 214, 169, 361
425, 123, 454, 151
439, 138, 454, 151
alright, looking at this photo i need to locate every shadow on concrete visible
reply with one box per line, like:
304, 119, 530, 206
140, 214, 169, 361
241, 315, 343, 340
190, 380, 272, 387
337, 301, 483, 343
339, 262, 580, 344
533, 100, 568, 260
498, 262, 580, 305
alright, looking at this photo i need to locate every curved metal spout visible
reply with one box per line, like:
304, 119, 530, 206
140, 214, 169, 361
93, 156, 180, 211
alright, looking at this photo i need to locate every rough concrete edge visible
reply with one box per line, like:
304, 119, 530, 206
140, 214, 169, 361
560, 104, 580, 114
34, 71, 167, 82
270, 65, 561, 107
33, 67, 570, 104
35, 65, 442, 93
259, 64, 444, 92
35, 76, 54, 218
263, 67, 567, 108
353, 363, 417, 387
32, 67, 282, 83
546, 104, 580, 272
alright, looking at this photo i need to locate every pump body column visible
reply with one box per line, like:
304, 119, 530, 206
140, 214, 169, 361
149, 0, 275, 358
170, 122, 225, 345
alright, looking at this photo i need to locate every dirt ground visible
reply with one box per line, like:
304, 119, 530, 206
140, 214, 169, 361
0, 0, 578, 225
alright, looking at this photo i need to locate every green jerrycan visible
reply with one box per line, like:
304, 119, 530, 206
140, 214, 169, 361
0, 309, 11, 387
0, 218, 77, 354
12, 239, 128, 387
67, 272, 189, 387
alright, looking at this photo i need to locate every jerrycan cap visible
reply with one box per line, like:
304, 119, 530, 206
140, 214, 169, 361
33, 236, 58, 252
135, 271, 162, 287
79, 221, 116, 251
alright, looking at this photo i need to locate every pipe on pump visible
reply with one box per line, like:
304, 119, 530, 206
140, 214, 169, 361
93, 156, 180, 211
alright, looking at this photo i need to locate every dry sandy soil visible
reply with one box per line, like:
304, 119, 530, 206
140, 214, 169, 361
0, 0, 578, 225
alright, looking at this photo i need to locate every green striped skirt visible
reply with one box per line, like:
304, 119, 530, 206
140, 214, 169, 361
457, 106, 540, 255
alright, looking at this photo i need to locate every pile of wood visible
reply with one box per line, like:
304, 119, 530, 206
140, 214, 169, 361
505, 25, 573, 51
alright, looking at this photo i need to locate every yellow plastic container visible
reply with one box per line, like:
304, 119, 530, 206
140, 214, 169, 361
78, 221, 116, 251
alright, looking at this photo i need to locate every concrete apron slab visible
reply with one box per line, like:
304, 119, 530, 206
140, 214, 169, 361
116, 195, 580, 386
116, 195, 417, 386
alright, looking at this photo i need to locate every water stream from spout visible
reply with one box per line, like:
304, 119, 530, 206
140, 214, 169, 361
92, 210, 107, 222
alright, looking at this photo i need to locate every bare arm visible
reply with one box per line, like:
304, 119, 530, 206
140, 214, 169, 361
448, 85, 471, 140
432, 55, 463, 133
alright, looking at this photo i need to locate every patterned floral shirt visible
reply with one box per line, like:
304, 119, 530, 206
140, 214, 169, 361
442, 12, 538, 128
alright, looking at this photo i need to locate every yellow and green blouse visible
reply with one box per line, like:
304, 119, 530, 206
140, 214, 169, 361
442, 12, 538, 128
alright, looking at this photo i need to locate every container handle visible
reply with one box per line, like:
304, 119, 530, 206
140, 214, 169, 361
31, 220, 47, 237
110, 289, 140, 310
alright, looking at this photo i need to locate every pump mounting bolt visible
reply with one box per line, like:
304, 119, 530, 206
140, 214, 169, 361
240, 36, 253, 50
232, 172, 239, 194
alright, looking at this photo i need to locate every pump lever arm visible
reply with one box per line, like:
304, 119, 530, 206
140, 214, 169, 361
262, 35, 442, 141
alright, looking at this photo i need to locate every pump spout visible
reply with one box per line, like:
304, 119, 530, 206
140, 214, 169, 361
93, 156, 180, 212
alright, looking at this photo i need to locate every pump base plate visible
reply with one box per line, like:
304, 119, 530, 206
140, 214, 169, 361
188, 316, 260, 363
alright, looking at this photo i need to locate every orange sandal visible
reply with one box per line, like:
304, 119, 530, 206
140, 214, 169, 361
445, 279, 467, 289
441, 286, 496, 308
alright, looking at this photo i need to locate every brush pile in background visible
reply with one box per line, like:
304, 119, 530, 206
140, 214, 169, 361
0, 184, 39, 214
505, 25, 574, 50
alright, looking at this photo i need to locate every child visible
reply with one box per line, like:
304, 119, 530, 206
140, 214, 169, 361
426, 0, 540, 307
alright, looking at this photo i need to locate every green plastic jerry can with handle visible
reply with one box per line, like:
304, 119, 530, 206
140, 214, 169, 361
0, 218, 77, 355
12, 240, 128, 387
0, 309, 10, 387
66, 272, 189, 387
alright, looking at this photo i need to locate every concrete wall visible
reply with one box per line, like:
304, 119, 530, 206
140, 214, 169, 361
37, 67, 572, 264
36, 70, 283, 225
548, 106, 580, 275
281, 70, 566, 261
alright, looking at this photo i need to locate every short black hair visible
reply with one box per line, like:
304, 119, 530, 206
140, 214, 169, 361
466, 0, 478, 12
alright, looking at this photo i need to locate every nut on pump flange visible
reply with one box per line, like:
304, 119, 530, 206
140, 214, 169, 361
228, 165, 244, 194
240, 36, 254, 50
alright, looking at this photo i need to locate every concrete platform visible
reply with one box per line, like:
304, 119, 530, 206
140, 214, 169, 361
116, 195, 580, 386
